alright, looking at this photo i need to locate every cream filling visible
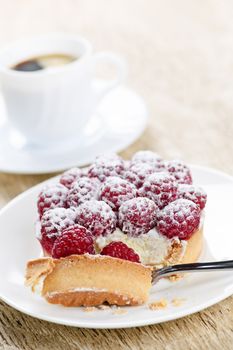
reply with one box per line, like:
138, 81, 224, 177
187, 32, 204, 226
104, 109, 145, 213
96, 228, 186, 265
96, 213, 204, 265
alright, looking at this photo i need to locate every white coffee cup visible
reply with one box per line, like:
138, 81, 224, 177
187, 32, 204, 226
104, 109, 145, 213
0, 34, 126, 146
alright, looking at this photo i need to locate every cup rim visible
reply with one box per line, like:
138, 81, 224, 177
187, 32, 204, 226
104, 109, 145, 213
0, 33, 92, 78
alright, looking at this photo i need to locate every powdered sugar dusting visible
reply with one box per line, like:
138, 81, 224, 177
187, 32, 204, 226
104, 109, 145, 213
99, 176, 137, 211
67, 177, 100, 208
177, 184, 207, 209
41, 208, 76, 237
118, 197, 158, 236
101, 176, 131, 189
39, 184, 67, 202
60, 167, 83, 189
131, 150, 165, 170
88, 153, 125, 182
76, 200, 117, 236
160, 198, 198, 214
139, 172, 178, 209
124, 162, 157, 188
132, 150, 162, 162
165, 160, 192, 184
37, 183, 68, 218
157, 199, 201, 239
39, 207, 77, 254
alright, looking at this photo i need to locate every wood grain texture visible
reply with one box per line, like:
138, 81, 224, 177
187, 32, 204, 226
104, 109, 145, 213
0, 0, 233, 349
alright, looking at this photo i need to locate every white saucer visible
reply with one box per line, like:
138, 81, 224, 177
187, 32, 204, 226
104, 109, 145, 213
0, 81, 148, 174
0, 165, 232, 329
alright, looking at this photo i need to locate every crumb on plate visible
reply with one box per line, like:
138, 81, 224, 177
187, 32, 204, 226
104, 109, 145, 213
169, 274, 183, 282
83, 306, 97, 312
171, 298, 186, 307
98, 305, 111, 310
148, 298, 168, 310
112, 307, 128, 315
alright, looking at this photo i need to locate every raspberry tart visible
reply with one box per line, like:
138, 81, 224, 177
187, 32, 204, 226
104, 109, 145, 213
26, 151, 206, 307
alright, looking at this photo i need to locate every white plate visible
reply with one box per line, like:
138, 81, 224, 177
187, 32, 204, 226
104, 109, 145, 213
0, 81, 147, 174
0, 165, 233, 329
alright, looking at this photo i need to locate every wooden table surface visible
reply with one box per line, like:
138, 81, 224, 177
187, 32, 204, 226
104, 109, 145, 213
0, 1, 233, 349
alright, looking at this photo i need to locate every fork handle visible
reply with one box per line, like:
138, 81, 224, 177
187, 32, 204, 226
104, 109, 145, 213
155, 260, 233, 281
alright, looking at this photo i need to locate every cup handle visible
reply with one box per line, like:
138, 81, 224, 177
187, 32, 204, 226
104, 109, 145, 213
91, 52, 127, 100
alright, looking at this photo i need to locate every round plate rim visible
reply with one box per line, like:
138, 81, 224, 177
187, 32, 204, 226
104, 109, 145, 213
0, 163, 232, 329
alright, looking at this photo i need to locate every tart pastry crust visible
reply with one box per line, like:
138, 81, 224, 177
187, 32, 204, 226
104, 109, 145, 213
26, 254, 152, 306
25, 228, 202, 307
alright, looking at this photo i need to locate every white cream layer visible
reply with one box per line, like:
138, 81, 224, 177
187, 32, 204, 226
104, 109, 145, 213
96, 212, 204, 265
96, 228, 186, 265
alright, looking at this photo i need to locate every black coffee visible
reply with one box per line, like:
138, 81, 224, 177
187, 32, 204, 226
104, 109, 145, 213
11, 53, 77, 72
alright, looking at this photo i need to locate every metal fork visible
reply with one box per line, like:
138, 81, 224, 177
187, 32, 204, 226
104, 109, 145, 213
152, 260, 233, 284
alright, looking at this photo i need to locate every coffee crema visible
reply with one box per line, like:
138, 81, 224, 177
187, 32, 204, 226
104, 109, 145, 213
11, 53, 77, 72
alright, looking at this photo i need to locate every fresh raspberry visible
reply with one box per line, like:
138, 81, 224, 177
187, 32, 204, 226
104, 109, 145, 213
166, 160, 192, 184
59, 167, 83, 189
139, 172, 178, 209
37, 183, 68, 219
51, 224, 95, 258
88, 153, 125, 182
124, 162, 156, 188
118, 197, 157, 236
76, 200, 116, 236
156, 199, 201, 240
40, 208, 76, 254
100, 241, 140, 263
99, 176, 137, 211
177, 184, 207, 210
131, 150, 165, 170
66, 177, 100, 208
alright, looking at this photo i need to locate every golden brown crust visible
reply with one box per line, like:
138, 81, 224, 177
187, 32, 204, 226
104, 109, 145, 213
165, 227, 203, 280
155, 227, 203, 268
25, 258, 55, 292
45, 290, 141, 307
181, 226, 203, 264
165, 239, 185, 265
25, 255, 152, 307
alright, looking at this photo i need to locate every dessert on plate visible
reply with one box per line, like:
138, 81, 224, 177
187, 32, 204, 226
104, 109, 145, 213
26, 151, 207, 307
